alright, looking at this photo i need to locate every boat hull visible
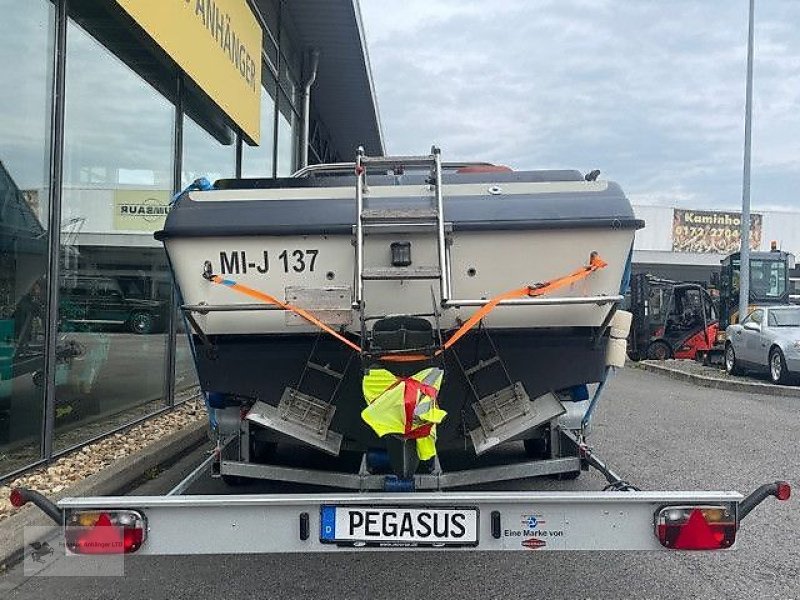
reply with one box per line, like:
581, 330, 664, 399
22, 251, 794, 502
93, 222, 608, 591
192, 327, 607, 447
158, 171, 641, 456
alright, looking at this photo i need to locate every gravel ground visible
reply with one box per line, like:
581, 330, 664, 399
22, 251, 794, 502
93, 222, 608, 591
1, 367, 798, 599
0, 397, 204, 524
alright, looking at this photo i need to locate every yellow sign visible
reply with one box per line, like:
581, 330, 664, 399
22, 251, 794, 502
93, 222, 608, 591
114, 190, 171, 232
116, 0, 262, 143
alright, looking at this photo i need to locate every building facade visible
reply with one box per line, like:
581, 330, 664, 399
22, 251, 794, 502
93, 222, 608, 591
632, 204, 800, 286
0, 0, 382, 479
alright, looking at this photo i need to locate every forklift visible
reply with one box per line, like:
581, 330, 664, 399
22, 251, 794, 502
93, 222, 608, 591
718, 247, 794, 328
627, 274, 719, 361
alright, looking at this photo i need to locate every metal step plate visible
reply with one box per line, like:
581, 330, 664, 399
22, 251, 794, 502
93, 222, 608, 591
246, 392, 343, 456
284, 286, 352, 327
361, 266, 442, 280
361, 207, 438, 222
469, 385, 566, 455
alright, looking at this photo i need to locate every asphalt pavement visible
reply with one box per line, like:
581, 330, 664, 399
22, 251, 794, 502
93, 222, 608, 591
1, 367, 798, 599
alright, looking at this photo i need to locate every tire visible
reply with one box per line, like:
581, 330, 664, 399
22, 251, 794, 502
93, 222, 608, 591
523, 437, 549, 460
221, 474, 250, 487
725, 343, 743, 376
129, 312, 154, 334
529, 432, 582, 480
646, 340, 672, 361
769, 347, 792, 385
250, 438, 277, 464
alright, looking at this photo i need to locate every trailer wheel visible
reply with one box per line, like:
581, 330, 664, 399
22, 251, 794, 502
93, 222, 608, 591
523, 438, 548, 460
536, 431, 581, 480
221, 474, 250, 487
725, 343, 743, 375
646, 340, 672, 360
250, 438, 277, 464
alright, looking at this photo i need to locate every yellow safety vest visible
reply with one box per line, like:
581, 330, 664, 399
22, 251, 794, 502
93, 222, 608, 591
361, 367, 446, 460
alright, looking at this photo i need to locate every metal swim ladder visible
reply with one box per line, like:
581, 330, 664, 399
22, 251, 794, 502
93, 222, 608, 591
353, 146, 451, 313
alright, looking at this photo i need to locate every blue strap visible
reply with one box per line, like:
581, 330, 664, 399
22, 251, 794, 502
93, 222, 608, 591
171, 177, 213, 205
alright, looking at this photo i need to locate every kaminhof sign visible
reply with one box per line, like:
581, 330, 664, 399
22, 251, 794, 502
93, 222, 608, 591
672, 209, 762, 253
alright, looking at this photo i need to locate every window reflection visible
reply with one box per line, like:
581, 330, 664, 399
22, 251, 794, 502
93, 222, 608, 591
276, 94, 298, 176
241, 83, 276, 178
182, 116, 236, 187
0, 0, 54, 474
55, 18, 174, 451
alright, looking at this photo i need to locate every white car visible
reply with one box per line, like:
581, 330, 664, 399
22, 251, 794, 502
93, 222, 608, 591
725, 305, 800, 385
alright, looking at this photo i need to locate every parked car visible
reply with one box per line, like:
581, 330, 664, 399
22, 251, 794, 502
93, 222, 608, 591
725, 305, 800, 384
60, 276, 167, 334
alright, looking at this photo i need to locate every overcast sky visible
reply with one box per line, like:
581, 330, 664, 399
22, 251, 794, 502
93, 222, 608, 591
359, 1, 800, 212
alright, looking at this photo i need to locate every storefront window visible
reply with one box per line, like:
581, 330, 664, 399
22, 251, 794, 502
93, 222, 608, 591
0, 0, 54, 476
174, 309, 199, 397
181, 116, 236, 187
55, 18, 174, 451
241, 83, 277, 178
276, 94, 298, 177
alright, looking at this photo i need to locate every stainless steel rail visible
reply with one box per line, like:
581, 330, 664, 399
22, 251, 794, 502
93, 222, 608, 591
444, 295, 624, 308
182, 303, 282, 312
291, 161, 494, 178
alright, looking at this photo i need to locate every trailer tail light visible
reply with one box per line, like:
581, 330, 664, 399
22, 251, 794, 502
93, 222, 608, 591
655, 505, 735, 550
65, 510, 147, 554
775, 481, 791, 501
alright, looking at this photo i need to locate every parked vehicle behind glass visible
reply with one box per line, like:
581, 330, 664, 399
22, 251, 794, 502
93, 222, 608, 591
60, 275, 167, 334
725, 305, 800, 384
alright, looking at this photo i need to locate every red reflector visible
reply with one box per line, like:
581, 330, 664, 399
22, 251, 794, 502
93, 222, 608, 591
656, 506, 736, 551
9, 489, 25, 508
776, 481, 791, 501
65, 510, 147, 554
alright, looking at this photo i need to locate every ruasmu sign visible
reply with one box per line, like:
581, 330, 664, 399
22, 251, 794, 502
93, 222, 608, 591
671, 209, 762, 254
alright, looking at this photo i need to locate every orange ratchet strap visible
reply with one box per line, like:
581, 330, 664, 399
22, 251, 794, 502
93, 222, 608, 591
206, 275, 362, 353
204, 253, 607, 360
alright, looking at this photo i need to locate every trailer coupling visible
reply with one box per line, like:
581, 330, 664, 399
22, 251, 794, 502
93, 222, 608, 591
9, 480, 790, 555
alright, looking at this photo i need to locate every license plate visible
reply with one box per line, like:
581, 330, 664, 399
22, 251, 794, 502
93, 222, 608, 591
320, 505, 479, 547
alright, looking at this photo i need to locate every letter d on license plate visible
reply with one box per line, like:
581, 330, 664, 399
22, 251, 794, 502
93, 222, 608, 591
320, 506, 479, 547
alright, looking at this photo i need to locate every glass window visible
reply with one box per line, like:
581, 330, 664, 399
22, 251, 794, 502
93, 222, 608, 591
55, 18, 175, 452
276, 94, 298, 176
174, 306, 199, 397
0, 0, 54, 476
182, 116, 236, 187
745, 310, 763, 326
749, 259, 787, 301
768, 308, 800, 328
241, 81, 276, 178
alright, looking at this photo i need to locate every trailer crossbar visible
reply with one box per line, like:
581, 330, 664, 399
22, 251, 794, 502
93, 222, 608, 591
56, 490, 743, 554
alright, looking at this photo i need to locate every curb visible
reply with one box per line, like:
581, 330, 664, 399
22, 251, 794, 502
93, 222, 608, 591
629, 360, 800, 398
0, 418, 207, 570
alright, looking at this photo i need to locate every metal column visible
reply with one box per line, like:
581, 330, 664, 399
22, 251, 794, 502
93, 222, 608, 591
738, 0, 755, 322
41, 0, 68, 460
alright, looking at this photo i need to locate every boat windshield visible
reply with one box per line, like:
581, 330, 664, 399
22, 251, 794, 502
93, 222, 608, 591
768, 308, 800, 327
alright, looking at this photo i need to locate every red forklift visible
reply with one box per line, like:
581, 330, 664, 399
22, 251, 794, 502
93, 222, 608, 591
627, 274, 719, 361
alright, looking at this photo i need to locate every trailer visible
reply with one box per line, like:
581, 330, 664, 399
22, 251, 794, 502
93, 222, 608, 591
10, 149, 790, 555
9, 439, 790, 554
